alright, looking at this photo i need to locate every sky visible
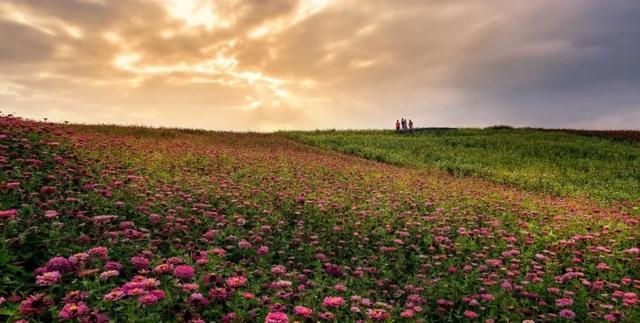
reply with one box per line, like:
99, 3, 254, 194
1, 0, 639, 131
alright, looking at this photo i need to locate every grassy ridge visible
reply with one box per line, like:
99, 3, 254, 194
284, 128, 640, 202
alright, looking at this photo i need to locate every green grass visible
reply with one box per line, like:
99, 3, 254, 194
283, 128, 640, 202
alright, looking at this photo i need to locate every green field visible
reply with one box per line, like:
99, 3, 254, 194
284, 128, 640, 202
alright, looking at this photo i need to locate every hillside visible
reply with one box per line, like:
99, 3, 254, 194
285, 128, 640, 202
1, 116, 638, 322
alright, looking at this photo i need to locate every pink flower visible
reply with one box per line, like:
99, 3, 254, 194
154, 263, 172, 274
173, 265, 195, 280
103, 290, 125, 301
265, 312, 289, 323
464, 310, 478, 319
5, 181, 20, 189
480, 293, 495, 302
209, 287, 228, 301
323, 296, 344, 308
257, 245, 269, 255
294, 305, 313, 318
104, 261, 122, 271
150, 289, 165, 300
501, 281, 513, 291
225, 275, 247, 288
88, 246, 108, 260
18, 294, 52, 316
36, 271, 61, 286
318, 312, 335, 321
40, 186, 57, 194
63, 291, 87, 303
271, 265, 287, 275
401, 309, 414, 318
0, 209, 17, 220
555, 298, 574, 307
559, 309, 576, 319
367, 308, 391, 321
138, 293, 159, 305
486, 259, 502, 267
148, 213, 161, 224
242, 292, 254, 299
100, 270, 120, 280
624, 247, 640, 255
596, 263, 610, 270
58, 302, 88, 320
44, 210, 59, 218
238, 240, 252, 249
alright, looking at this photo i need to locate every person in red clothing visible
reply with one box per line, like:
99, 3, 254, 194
395, 119, 400, 131
408, 119, 413, 130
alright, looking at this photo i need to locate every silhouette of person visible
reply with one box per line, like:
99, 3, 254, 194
409, 119, 413, 130
395, 119, 400, 130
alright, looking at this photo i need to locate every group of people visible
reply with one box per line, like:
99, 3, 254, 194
395, 118, 414, 131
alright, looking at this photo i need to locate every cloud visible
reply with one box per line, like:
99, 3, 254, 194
1, 0, 639, 130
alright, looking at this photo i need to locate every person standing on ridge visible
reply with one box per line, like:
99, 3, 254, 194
408, 119, 413, 131
396, 119, 400, 131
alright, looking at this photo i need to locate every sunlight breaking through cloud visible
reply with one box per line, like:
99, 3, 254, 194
1, 0, 639, 130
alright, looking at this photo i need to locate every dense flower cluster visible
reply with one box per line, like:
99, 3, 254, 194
0, 115, 638, 321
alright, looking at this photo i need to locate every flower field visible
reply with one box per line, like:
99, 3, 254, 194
1, 115, 639, 322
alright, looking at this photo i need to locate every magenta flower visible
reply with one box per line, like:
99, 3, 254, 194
130, 256, 149, 269
265, 312, 289, 323
189, 293, 209, 306
104, 261, 122, 271
173, 265, 195, 280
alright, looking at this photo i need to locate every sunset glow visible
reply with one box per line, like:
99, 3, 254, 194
1, 0, 639, 130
